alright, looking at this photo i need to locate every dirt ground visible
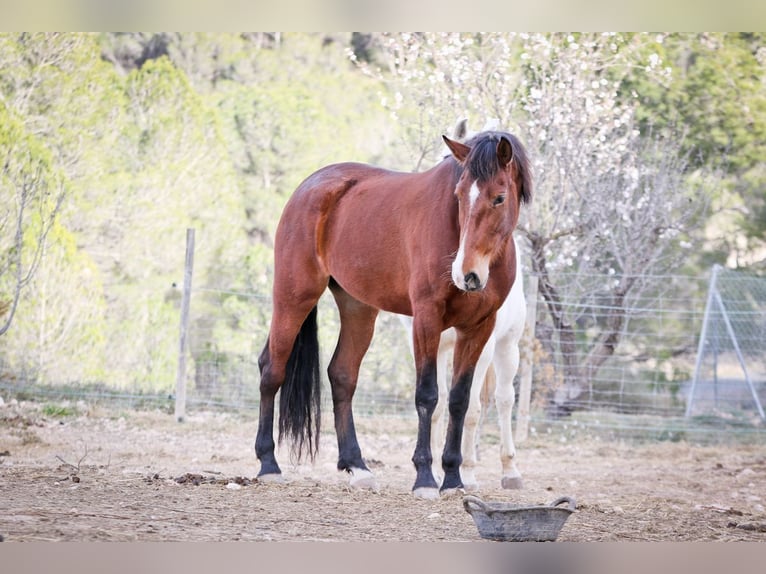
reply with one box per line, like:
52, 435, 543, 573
1, 397, 765, 542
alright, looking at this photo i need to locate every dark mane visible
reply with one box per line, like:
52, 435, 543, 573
464, 131, 533, 205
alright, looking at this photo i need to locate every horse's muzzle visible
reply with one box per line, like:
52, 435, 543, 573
463, 272, 482, 292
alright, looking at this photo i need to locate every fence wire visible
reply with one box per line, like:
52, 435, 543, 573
179, 266, 765, 442
2, 265, 764, 443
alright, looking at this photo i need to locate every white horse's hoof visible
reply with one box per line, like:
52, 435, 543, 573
412, 487, 440, 500
349, 468, 379, 491
460, 471, 479, 492
462, 481, 480, 493
439, 487, 465, 498
501, 475, 524, 489
257, 473, 287, 484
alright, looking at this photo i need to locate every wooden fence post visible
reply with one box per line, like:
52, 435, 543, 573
175, 228, 195, 423
515, 274, 538, 443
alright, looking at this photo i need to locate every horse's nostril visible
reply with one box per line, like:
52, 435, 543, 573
464, 272, 480, 291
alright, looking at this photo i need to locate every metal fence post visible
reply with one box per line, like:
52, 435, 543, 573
687, 264, 720, 418
175, 228, 195, 423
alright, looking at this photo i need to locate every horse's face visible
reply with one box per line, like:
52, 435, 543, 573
444, 133, 522, 292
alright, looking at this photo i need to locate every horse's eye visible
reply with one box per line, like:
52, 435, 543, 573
493, 195, 505, 206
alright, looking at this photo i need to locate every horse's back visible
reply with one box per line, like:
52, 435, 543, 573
291, 162, 408, 200
282, 161, 437, 236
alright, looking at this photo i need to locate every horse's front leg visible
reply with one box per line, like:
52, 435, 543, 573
411, 316, 443, 500
441, 321, 495, 494
493, 333, 524, 489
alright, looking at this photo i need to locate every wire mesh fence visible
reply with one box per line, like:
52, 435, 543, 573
686, 265, 766, 420
1, 259, 764, 443
179, 262, 766, 442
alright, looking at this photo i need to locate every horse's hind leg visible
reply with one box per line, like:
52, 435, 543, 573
256, 342, 281, 479
459, 338, 495, 492
493, 333, 523, 489
430, 331, 452, 483
327, 281, 379, 489
256, 288, 325, 480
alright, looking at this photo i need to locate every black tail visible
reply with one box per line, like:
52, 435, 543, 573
279, 305, 321, 461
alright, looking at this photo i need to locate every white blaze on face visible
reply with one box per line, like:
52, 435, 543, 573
452, 181, 490, 290
468, 180, 480, 208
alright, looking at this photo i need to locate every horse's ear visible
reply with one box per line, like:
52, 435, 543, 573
452, 118, 468, 141
443, 135, 471, 163
497, 136, 514, 167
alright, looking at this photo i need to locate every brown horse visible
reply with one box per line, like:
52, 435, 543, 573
256, 130, 531, 498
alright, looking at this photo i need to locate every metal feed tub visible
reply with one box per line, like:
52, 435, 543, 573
463, 495, 576, 542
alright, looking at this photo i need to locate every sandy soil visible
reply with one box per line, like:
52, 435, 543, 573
1, 398, 765, 542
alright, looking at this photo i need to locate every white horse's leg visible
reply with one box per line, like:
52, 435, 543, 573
493, 333, 523, 489
430, 331, 453, 483
459, 336, 495, 492
485, 235, 526, 489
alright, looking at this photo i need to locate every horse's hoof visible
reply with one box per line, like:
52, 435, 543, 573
257, 473, 287, 484
501, 475, 524, 489
439, 487, 465, 498
412, 487, 440, 500
349, 468, 379, 491
462, 481, 480, 493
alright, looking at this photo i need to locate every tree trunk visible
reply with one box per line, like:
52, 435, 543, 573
528, 234, 582, 416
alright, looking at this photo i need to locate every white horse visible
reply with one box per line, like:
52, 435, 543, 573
399, 235, 527, 491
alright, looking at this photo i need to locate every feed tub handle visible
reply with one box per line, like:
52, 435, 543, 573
550, 496, 577, 512
463, 495, 492, 515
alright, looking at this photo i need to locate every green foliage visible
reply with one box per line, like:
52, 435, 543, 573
3, 219, 108, 384
42, 403, 77, 417
212, 33, 389, 239
0, 32, 396, 392
625, 33, 766, 266
0, 98, 69, 339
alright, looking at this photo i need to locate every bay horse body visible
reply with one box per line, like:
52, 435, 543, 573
400, 235, 527, 491
256, 130, 531, 498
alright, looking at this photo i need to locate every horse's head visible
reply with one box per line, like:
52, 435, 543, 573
444, 130, 531, 292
